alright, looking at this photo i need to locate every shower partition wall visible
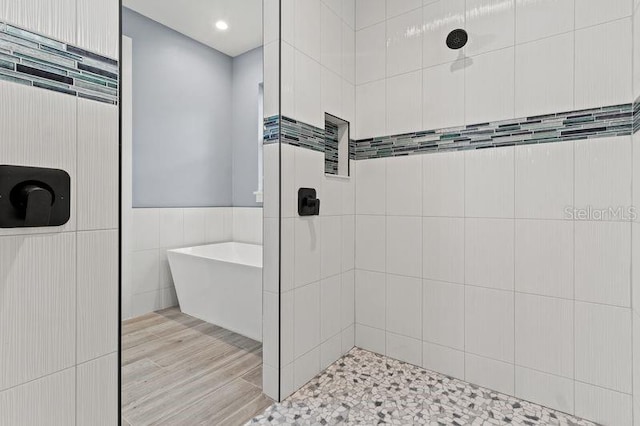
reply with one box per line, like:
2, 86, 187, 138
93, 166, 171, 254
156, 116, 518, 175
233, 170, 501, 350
274, 1, 640, 425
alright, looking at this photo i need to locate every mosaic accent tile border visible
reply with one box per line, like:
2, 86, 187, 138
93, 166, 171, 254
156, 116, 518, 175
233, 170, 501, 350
264, 115, 357, 160
266, 99, 639, 161
249, 348, 596, 425
325, 119, 339, 174
356, 102, 634, 160
0, 22, 119, 104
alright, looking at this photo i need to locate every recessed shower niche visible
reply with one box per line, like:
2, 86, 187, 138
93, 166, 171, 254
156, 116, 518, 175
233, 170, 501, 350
324, 113, 350, 177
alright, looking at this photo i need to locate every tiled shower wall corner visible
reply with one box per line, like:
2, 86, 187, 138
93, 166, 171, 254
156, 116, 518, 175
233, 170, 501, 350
0, 0, 120, 423
264, 142, 356, 400
273, 0, 640, 424
123, 207, 263, 320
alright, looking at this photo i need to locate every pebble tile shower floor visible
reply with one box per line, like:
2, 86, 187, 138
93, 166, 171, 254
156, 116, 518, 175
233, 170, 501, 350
249, 348, 597, 426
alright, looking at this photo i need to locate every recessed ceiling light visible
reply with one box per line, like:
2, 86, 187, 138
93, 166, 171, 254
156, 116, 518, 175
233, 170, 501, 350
215, 20, 228, 31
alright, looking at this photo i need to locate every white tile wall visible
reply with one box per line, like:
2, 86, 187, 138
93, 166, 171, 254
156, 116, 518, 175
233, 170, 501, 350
0, 1, 119, 418
352, 134, 634, 422
124, 207, 261, 319
355, 0, 633, 139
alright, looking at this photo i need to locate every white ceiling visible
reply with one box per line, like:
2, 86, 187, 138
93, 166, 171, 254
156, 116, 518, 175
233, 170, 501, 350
123, 0, 263, 57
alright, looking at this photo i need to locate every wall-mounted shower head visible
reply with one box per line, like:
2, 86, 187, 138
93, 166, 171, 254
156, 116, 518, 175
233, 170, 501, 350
446, 29, 468, 50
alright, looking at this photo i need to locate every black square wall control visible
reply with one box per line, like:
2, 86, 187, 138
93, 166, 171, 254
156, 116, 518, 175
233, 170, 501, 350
0, 165, 71, 228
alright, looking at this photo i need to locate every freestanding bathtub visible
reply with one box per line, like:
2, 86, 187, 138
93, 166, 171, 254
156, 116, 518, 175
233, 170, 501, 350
167, 242, 263, 342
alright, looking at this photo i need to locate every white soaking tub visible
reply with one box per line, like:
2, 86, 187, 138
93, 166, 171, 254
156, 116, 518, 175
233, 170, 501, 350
167, 242, 263, 342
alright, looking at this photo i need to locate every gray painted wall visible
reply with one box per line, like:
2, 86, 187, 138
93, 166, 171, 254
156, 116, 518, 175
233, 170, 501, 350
123, 8, 233, 207
232, 47, 263, 207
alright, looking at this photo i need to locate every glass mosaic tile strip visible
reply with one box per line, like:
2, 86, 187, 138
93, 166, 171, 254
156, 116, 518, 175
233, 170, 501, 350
324, 120, 339, 174
355, 102, 635, 159
0, 22, 119, 104
267, 97, 640, 161
263, 115, 357, 160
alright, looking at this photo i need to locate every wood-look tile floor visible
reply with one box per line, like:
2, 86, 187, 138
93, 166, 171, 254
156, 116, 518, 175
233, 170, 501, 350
121, 307, 272, 426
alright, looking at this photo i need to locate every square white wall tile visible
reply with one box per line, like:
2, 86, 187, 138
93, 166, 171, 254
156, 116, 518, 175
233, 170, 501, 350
320, 333, 343, 369
342, 23, 356, 83
422, 151, 465, 217
423, 0, 466, 68
295, 217, 322, 287
356, 0, 385, 29
386, 9, 423, 77
295, 0, 322, 61
575, 221, 631, 307
465, 286, 514, 363
515, 33, 574, 118
575, 302, 632, 393
233, 208, 263, 245
0, 367, 75, 426
575, 19, 632, 109
294, 346, 321, 389
356, 79, 386, 139
465, 0, 515, 56
263, 291, 281, 367
355, 270, 386, 329
3, 0, 76, 46
465, 218, 514, 291
321, 216, 342, 279
515, 220, 574, 299
386, 72, 422, 136
386, 154, 422, 216
386, 275, 422, 339
355, 323, 386, 353
575, 0, 632, 29
321, 275, 342, 341
465, 353, 515, 395
465, 146, 515, 218
183, 208, 207, 246
341, 270, 356, 329
77, 100, 118, 231
356, 158, 386, 215
355, 215, 386, 272
423, 61, 465, 130
386, 216, 422, 278
574, 136, 632, 216
465, 48, 515, 125
342, 215, 356, 271
515, 293, 573, 378
515, 367, 574, 415
422, 217, 465, 283
295, 50, 323, 128
514, 0, 574, 44
515, 140, 573, 220
132, 250, 160, 295
204, 208, 233, 242
76, 353, 118, 426
281, 42, 295, 119
423, 280, 464, 350
77, 231, 118, 363
132, 209, 159, 251
322, 4, 343, 75
280, 143, 297, 219
322, 176, 344, 216
158, 209, 184, 249
386, 332, 422, 365
294, 282, 321, 358
422, 342, 465, 379
77, 0, 119, 58
634, 224, 640, 315
355, 22, 386, 84
322, 67, 343, 118
0, 233, 75, 391
342, 324, 356, 353
575, 382, 633, 426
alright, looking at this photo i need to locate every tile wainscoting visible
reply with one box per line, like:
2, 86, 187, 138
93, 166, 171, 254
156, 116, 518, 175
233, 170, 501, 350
122, 207, 263, 320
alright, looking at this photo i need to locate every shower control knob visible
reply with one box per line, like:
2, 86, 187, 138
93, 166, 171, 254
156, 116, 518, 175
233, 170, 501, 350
11, 182, 54, 227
